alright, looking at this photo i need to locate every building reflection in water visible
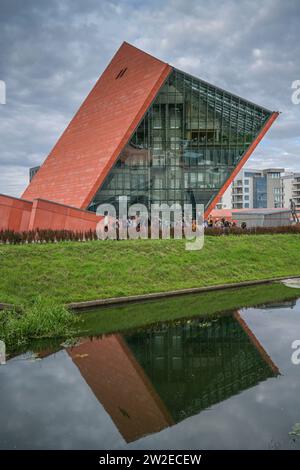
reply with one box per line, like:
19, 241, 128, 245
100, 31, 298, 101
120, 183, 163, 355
66, 312, 279, 443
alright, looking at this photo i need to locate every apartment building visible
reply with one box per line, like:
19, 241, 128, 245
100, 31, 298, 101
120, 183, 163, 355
217, 168, 285, 210
253, 168, 284, 209
282, 172, 300, 211
215, 185, 232, 209
293, 173, 300, 211
231, 169, 263, 209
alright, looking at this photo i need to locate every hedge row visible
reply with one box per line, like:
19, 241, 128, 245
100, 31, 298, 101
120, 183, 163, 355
0, 224, 300, 244
0, 229, 98, 244
204, 224, 300, 236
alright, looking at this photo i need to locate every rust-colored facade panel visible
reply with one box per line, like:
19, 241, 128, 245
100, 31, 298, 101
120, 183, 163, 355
22, 42, 172, 208
0, 194, 33, 231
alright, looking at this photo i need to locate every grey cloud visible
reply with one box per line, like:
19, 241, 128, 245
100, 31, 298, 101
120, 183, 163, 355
0, 0, 299, 196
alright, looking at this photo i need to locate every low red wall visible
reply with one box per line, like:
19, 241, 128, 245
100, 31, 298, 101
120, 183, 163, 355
0, 194, 101, 232
0, 194, 33, 231
28, 198, 101, 231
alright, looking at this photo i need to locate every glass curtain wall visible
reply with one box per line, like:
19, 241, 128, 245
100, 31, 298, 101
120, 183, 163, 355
89, 69, 271, 215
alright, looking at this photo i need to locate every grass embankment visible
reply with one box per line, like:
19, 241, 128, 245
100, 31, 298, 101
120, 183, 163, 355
1, 235, 300, 350
0, 297, 78, 350
0, 234, 300, 305
4, 283, 299, 356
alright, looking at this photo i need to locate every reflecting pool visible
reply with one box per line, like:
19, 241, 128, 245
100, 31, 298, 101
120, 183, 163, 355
1, 296, 300, 449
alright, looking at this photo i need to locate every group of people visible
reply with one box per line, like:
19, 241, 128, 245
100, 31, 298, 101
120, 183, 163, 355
205, 217, 247, 229
102, 212, 201, 235
103, 214, 148, 232
102, 212, 248, 235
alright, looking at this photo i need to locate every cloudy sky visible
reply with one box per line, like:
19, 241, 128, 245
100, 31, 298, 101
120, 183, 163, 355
0, 0, 299, 197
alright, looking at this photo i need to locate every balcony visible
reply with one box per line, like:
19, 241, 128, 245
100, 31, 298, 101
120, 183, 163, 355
232, 182, 243, 189
232, 203, 243, 209
232, 189, 243, 195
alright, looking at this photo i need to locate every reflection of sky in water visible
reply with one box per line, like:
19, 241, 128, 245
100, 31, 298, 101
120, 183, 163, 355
0, 351, 124, 450
0, 298, 300, 450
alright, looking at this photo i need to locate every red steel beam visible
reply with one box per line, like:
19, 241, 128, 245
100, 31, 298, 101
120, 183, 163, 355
204, 111, 280, 219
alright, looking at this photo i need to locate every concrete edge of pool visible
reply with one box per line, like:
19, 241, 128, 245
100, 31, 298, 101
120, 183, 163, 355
1, 275, 300, 312
68, 275, 300, 311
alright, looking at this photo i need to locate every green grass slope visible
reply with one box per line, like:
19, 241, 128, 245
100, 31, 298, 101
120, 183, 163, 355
0, 234, 299, 305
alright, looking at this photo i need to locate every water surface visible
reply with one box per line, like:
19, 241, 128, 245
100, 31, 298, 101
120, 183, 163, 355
1, 296, 300, 449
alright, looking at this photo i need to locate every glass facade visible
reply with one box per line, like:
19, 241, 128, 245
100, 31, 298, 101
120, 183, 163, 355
89, 69, 271, 215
